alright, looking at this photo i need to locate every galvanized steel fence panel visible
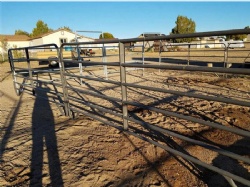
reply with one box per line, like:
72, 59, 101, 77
8, 29, 250, 186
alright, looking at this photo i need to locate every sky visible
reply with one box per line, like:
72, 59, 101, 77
1, 1, 250, 39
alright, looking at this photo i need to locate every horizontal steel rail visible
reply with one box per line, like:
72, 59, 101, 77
68, 96, 122, 116
60, 29, 250, 46
8, 43, 59, 51
125, 130, 250, 186
65, 85, 122, 103
123, 82, 250, 107
64, 73, 121, 85
120, 29, 250, 43
62, 60, 120, 67
8, 44, 67, 117
124, 100, 250, 138
13, 67, 62, 74
125, 116, 250, 164
122, 63, 250, 75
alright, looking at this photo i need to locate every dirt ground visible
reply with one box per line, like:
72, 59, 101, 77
1, 57, 250, 187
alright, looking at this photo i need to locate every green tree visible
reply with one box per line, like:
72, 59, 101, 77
58, 26, 72, 32
170, 15, 196, 43
226, 26, 249, 41
99, 32, 115, 39
15, 29, 30, 37
31, 20, 52, 37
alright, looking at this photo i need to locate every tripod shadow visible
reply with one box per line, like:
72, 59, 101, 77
30, 83, 63, 186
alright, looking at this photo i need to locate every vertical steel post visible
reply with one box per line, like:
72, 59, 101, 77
74, 31, 81, 61
188, 44, 191, 66
79, 62, 83, 85
226, 44, 232, 68
8, 50, 14, 72
119, 42, 128, 130
75, 31, 83, 84
142, 40, 145, 76
78, 47, 83, 85
159, 40, 162, 73
59, 47, 70, 116
102, 45, 108, 80
9, 49, 19, 96
101, 32, 108, 80
25, 48, 34, 89
224, 45, 228, 68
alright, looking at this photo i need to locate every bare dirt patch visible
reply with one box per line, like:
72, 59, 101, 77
1, 59, 250, 187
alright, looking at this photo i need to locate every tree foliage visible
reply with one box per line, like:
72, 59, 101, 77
0, 37, 9, 62
31, 20, 52, 37
14, 21, 74, 38
99, 32, 115, 39
170, 15, 196, 43
15, 29, 30, 37
58, 26, 72, 32
226, 26, 249, 41
0, 37, 9, 51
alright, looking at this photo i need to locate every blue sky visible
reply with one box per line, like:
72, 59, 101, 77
1, 1, 250, 39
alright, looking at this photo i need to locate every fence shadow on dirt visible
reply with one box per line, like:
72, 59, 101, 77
116, 128, 204, 187
203, 137, 250, 187
111, 109, 250, 186
0, 93, 22, 162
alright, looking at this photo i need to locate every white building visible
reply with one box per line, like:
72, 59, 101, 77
0, 29, 95, 53
0, 34, 31, 53
31, 29, 95, 48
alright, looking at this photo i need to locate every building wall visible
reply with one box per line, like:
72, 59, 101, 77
30, 38, 43, 47
7, 41, 30, 49
42, 30, 75, 47
42, 30, 96, 51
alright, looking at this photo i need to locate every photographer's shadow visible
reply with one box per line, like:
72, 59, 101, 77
30, 83, 63, 186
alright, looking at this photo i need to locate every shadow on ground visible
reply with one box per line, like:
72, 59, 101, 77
30, 83, 63, 186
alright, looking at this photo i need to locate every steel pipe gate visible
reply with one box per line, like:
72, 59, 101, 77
8, 29, 250, 186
